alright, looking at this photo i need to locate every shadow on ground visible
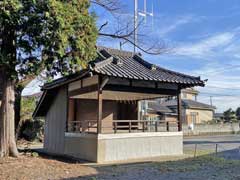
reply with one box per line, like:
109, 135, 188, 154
55, 149, 240, 180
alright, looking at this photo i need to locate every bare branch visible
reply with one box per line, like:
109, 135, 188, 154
99, 32, 168, 55
91, 0, 121, 12
93, 0, 170, 55
98, 21, 108, 32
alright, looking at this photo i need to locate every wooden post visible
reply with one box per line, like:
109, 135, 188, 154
114, 122, 117, 134
194, 144, 197, 157
97, 76, 103, 134
155, 121, 158, 132
143, 120, 145, 132
97, 76, 109, 134
129, 121, 132, 133
66, 85, 69, 132
97, 89, 103, 134
215, 144, 218, 156
166, 121, 169, 132
177, 90, 182, 131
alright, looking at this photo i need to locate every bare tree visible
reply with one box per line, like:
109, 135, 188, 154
92, 0, 170, 55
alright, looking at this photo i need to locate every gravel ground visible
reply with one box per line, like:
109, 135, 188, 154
0, 153, 239, 180
78, 156, 240, 180
1, 135, 239, 180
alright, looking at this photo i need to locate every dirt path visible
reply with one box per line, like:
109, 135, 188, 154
0, 155, 97, 180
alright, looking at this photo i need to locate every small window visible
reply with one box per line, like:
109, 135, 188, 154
190, 112, 198, 124
182, 93, 187, 99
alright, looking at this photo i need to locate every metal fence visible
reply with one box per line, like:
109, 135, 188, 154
184, 142, 240, 160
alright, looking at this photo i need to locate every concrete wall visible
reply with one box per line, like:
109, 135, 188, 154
63, 132, 183, 163
44, 87, 67, 154
97, 132, 183, 162
183, 123, 240, 136
64, 133, 97, 162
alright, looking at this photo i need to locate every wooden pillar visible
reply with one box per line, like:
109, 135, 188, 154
97, 76, 109, 134
66, 86, 69, 132
177, 90, 182, 131
97, 76, 103, 134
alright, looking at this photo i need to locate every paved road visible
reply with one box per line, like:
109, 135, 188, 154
184, 134, 240, 159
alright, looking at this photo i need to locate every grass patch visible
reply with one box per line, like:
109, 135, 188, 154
154, 155, 240, 173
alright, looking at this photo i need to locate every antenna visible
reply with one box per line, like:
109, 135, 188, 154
134, 0, 154, 52
134, 0, 138, 53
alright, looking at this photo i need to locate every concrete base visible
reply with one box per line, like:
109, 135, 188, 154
64, 133, 97, 162
64, 132, 183, 163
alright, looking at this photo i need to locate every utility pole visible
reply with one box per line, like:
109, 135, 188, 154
210, 96, 213, 106
134, 0, 138, 53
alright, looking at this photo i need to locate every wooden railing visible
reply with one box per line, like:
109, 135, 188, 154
112, 120, 178, 133
67, 119, 178, 134
67, 120, 98, 133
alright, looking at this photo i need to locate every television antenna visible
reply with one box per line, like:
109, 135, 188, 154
133, 0, 154, 52
120, 0, 154, 52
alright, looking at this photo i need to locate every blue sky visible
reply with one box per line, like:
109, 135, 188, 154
23, 0, 240, 112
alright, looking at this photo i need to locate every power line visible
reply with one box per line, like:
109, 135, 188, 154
199, 92, 240, 97
201, 85, 240, 91
195, 64, 240, 76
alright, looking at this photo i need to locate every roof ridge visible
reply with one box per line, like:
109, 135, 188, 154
97, 46, 135, 57
93, 56, 113, 69
133, 54, 154, 69
183, 99, 216, 108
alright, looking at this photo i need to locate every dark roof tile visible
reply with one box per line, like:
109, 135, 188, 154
42, 46, 205, 90
161, 99, 215, 110
90, 47, 204, 86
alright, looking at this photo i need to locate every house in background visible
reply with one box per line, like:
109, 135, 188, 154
213, 113, 224, 122
33, 47, 205, 163
181, 88, 198, 101
141, 88, 215, 125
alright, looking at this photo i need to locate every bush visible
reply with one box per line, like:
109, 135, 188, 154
19, 119, 44, 142
17, 96, 44, 142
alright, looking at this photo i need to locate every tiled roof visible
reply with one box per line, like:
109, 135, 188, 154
42, 47, 204, 90
89, 47, 204, 86
148, 102, 173, 113
161, 99, 216, 110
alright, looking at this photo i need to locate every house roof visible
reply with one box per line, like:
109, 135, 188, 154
42, 47, 205, 90
214, 113, 224, 118
91, 47, 204, 86
33, 47, 206, 118
161, 99, 216, 110
148, 102, 173, 113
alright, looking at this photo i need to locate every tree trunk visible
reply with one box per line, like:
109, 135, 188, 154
0, 70, 19, 157
15, 86, 23, 140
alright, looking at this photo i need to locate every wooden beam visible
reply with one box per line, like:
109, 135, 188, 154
177, 90, 182, 131
103, 84, 178, 96
100, 76, 109, 89
68, 84, 98, 97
